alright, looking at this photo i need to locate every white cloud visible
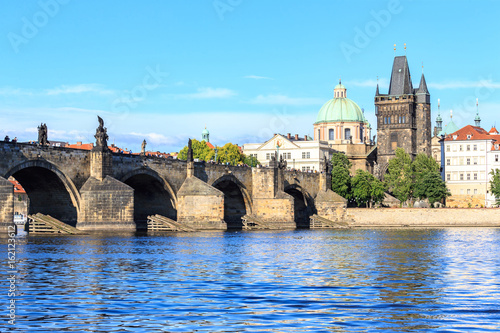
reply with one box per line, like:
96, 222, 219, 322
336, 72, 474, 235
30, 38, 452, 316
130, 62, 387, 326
46, 84, 114, 95
249, 94, 323, 106
429, 80, 500, 90
0, 84, 115, 96
175, 87, 237, 99
244, 75, 273, 80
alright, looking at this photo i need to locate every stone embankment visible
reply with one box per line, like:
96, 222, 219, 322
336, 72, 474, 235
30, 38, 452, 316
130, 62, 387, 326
347, 208, 500, 227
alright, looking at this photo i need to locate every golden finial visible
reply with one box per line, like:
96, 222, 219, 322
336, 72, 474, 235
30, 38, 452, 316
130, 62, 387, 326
404, 43, 407, 55
393, 43, 396, 55
450, 109, 453, 119
438, 98, 440, 109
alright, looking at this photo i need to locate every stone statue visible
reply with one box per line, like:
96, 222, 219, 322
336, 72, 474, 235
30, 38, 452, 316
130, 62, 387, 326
187, 138, 193, 162
373, 135, 376, 144
141, 139, 147, 155
94, 116, 109, 150
349, 135, 353, 144
37, 123, 49, 146
278, 154, 287, 170
323, 155, 332, 174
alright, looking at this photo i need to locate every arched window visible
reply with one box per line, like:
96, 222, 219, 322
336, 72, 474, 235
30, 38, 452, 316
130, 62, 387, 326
344, 128, 351, 141
329, 129, 334, 140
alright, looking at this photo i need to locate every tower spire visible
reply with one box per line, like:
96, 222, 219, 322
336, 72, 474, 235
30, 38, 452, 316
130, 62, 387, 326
435, 98, 442, 133
475, 98, 481, 126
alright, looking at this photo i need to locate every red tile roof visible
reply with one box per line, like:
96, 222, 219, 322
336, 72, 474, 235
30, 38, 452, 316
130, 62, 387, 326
206, 142, 215, 149
444, 125, 497, 141
9, 180, 26, 194
489, 127, 499, 135
66, 142, 94, 150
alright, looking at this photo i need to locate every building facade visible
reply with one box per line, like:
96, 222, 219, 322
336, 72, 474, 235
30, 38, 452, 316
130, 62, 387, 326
243, 133, 331, 172
442, 125, 500, 207
375, 55, 431, 170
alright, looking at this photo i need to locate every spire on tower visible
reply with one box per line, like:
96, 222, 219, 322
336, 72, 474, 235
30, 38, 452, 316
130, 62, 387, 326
475, 98, 481, 126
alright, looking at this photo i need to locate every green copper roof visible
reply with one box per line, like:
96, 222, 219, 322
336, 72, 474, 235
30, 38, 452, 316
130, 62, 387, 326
202, 128, 209, 135
315, 97, 366, 124
475, 114, 481, 121
437, 119, 459, 136
436, 114, 443, 122
334, 82, 346, 90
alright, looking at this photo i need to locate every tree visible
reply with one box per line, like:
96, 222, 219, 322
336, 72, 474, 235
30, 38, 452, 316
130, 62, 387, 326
243, 154, 260, 167
413, 171, 450, 206
489, 169, 500, 205
330, 152, 352, 200
412, 153, 440, 184
178, 139, 214, 161
385, 148, 413, 204
351, 169, 387, 207
217, 143, 244, 165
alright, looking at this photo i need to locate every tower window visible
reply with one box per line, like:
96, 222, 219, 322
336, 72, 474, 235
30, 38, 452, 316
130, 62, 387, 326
329, 129, 334, 140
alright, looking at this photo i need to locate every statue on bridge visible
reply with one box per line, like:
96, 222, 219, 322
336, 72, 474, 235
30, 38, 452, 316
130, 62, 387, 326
278, 154, 287, 170
323, 155, 332, 174
94, 116, 109, 151
141, 139, 147, 155
187, 138, 193, 162
37, 123, 49, 146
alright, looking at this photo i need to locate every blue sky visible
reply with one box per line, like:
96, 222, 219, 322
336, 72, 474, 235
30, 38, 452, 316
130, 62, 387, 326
1, 0, 499, 152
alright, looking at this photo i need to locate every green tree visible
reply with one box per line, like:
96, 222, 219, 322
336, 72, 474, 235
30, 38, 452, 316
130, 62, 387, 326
330, 152, 352, 199
412, 153, 440, 184
351, 169, 387, 207
489, 169, 500, 205
217, 143, 244, 165
243, 154, 260, 167
385, 148, 413, 204
178, 139, 214, 161
413, 171, 450, 206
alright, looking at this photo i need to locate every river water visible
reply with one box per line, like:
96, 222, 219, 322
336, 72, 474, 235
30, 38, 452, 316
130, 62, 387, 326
2, 228, 500, 332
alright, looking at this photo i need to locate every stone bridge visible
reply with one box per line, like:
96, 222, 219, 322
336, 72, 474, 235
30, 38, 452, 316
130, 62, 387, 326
0, 141, 346, 232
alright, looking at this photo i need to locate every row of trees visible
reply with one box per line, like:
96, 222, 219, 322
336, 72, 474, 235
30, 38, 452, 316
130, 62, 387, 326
331, 148, 450, 208
177, 139, 260, 166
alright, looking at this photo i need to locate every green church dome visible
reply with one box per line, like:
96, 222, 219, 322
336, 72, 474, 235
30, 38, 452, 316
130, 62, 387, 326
202, 128, 209, 135
315, 96, 366, 124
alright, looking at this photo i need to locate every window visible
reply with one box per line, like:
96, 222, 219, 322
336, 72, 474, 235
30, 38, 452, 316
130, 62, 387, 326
460, 189, 464, 194
459, 145, 463, 151
496, 155, 499, 162
344, 128, 351, 140
266, 153, 271, 160
474, 173, 478, 180
302, 152, 310, 159
446, 173, 451, 181
496, 144, 499, 150
467, 158, 471, 165
473, 144, 477, 151
446, 145, 450, 152
317, 129, 321, 140
286, 152, 291, 159
329, 129, 334, 140
301, 166, 311, 172
473, 157, 477, 165
446, 159, 450, 166
402, 116, 406, 123
467, 189, 471, 195
467, 145, 470, 151
460, 174, 464, 180
467, 174, 470, 180
474, 189, 478, 195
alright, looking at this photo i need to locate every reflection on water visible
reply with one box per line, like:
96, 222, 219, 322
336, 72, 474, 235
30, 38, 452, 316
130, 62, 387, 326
1, 228, 500, 332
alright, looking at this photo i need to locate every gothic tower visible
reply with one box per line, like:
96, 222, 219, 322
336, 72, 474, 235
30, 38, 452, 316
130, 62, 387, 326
375, 55, 431, 170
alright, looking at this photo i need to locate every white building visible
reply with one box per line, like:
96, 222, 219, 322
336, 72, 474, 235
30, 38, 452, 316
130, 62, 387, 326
442, 124, 500, 207
243, 133, 331, 172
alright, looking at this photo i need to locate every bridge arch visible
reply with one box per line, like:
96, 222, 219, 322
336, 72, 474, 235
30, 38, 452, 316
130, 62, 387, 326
5, 160, 81, 226
212, 174, 252, 229
284, 184, 315, 228
121, 168, 177, 228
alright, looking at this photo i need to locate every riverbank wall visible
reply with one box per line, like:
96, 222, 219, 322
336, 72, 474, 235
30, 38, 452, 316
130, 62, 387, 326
347, 208, 500, 227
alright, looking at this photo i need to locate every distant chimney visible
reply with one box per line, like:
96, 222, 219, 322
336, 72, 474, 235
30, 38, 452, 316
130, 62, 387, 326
287, 133, 291, 139
294, 134, 299, 140
77, 141, 82, 145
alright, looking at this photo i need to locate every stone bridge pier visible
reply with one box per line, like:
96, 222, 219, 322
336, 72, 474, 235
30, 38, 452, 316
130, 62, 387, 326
0, 140, 348, 233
